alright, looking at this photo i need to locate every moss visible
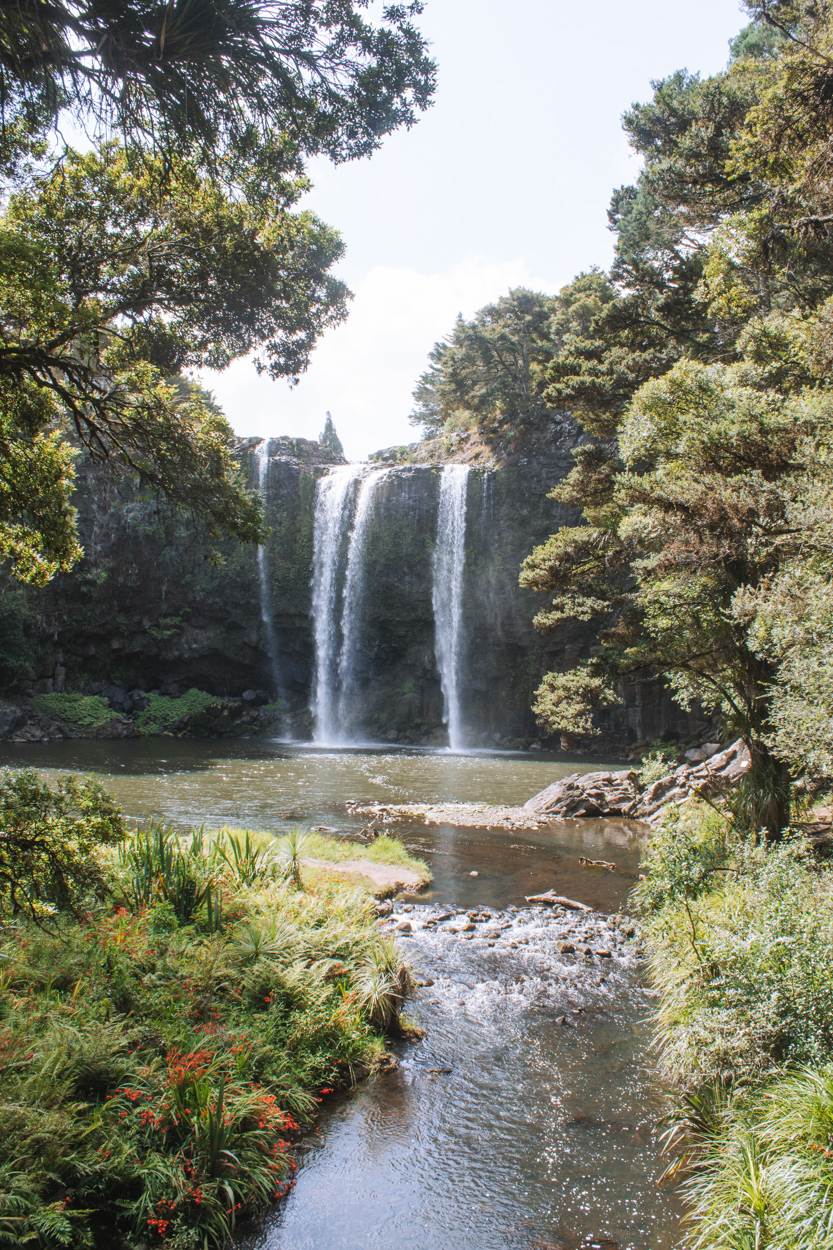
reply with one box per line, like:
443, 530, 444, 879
135, 688, 230, 736
32, 692, 114, 730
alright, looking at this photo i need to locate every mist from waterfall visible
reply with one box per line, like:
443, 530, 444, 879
310, 464, 363, 744
433, 464, 470, 751
255, 440, 284, 706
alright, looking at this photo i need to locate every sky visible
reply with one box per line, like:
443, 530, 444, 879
202, 0, 748, 460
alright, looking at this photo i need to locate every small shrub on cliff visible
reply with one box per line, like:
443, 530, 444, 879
32, 692, 114, 731
0, 769, 125, 918
637, 741, 680, 787
136, 689, 230, 736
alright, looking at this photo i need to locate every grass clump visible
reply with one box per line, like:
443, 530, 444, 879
0, 781, 412, 1249
32, 692, 114, 731
638, 804, 833, 1246
218, 827, 431, 889
135, 689, 230, 736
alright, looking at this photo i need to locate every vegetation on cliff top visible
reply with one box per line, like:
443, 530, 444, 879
0, 772, 422, 1248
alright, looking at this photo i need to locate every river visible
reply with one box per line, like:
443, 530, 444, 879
0, 739, 679, 1249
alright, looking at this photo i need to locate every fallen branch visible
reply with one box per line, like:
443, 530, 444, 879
525, 891, 592, 911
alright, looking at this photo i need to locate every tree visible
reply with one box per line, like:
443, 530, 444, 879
0, 0, 436, 169
0, 769, 125, 918
523, 350, 833, 837
0, 1, 435, 584
0, 144, 347, 582
319, 412, 345, 459
410, 289, 557, 450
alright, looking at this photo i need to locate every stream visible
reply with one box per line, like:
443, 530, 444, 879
0, 739, 679, 1249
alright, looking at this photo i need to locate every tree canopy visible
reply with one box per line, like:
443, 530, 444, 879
0, 0, 434, 584
411, 0, 833, 834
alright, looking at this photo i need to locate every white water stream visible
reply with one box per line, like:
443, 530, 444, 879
432, 464, 470, 750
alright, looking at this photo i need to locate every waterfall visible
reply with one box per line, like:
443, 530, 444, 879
337, 467, 389, 738
255, 440, 283, 704
310, 464, 363, 744
433, 464, 470, 750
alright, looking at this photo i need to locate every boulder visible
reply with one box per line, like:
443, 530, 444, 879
524, 740, 752, 825
523, 769, 641, 819
634, 739, 750, 820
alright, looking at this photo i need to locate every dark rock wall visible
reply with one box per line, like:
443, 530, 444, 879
0, 431, 703, 749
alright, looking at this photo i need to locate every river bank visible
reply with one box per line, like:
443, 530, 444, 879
0, 805, 427, 1249
0, 739, 679, 1248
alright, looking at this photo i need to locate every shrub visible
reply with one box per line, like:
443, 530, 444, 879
637, 740, 680, 786
639, 819, 833, 1088
120, 824, 217, 925
32, 692, 113, 731
681, 1066, 833, 1250
0, 770, 125, 918
135, 689, 230, 736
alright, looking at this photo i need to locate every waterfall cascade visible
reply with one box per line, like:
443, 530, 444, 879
255, 440, 284, 706
432, 465, 470, 750
336, 468, 389, 736
310, 464, 363, 744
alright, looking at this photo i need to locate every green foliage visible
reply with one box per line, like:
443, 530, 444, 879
0, 769, 125, 918
638, 810, 833, 1088
529, 663, 618, 737
135, 689, 230, 736
0, 799, 417, 1247
410, 289, 557, 449
32, 693, 113, 731
318, 413, 345, 460
637, 741, 680, 787
280, 830, 307, 890
0, 1, 434, 586
121, 824, 217, 924
0, 0, 435, 170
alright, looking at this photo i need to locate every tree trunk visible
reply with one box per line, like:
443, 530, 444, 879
739, 740, 791, 840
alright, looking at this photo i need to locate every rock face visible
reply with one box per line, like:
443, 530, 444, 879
524, 741, 752, 824
0, 425, 707, 748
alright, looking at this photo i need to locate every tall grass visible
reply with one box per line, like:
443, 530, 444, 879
637, 803, 833, 1247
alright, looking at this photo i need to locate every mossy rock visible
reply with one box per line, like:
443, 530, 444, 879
32, 692, 115, 731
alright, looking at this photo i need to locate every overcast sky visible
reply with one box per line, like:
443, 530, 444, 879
203, 0, 747, 460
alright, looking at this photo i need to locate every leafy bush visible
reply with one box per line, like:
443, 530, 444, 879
639, 814, 833, 1088
637, 740, 680, 786
121, 823, 218, 924
0, 769, 125, 918
682, 1066, 833, 1250
639, 806, 833, 1247
32, 692, 113, 730
135, 689, 230, 736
